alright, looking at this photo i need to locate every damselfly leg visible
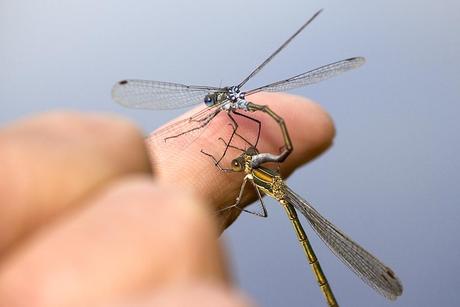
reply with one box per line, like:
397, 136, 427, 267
162, 107, 221, 143
200, 124, 254, 172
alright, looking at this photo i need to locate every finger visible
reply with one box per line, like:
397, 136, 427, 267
112, 283, 254, 307
0, 112, 151, 255
147, 92, 335, 228
0, 177, 228, 307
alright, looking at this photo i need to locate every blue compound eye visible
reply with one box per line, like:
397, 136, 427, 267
204, 96, 214, 106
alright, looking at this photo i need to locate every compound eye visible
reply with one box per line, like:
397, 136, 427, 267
231, 159, 242, 171
204, 95, 215, 106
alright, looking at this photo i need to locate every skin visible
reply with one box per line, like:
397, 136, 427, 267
0, 92, 334, 307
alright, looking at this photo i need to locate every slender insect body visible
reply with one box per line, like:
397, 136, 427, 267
224, 148, 403, 306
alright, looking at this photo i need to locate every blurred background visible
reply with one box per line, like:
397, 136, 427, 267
1, 0, 459, 306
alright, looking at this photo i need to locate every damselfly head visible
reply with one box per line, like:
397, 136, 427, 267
231, 156, 245, 172
203, 94, 216, 107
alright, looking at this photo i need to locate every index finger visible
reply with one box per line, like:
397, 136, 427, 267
147, 92, 335, 228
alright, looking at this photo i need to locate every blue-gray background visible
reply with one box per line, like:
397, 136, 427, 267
1, 1, 459, 306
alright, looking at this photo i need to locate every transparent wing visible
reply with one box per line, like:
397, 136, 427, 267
245, 57, 365, 95
284, 186, 403, 300
112, 79, 224, 110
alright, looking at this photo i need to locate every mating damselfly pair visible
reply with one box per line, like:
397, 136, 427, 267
112, 9, 403, 306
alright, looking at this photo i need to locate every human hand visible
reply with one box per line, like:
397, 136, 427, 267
148, 92, 335, 229
0, 92, 334, 306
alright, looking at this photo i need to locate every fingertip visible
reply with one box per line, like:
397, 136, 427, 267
289, 95, 336, 162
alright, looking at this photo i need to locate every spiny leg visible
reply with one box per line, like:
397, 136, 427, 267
163, 108, 221, 142
213, 111, 240, 165
200, 148, 234, 173
202, 130, 259, 172
200, 124, 244, 171
217, 123, 259, 153
217, 134, 245, 152
217, 177, 249, 214
232, 110, 262, 148
218, 177, 268, 218
242, 182, 268, 217
200, 110, 260, 167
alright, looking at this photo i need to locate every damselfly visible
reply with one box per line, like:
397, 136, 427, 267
218, 145, 403, 306
112, 10, 365, 167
